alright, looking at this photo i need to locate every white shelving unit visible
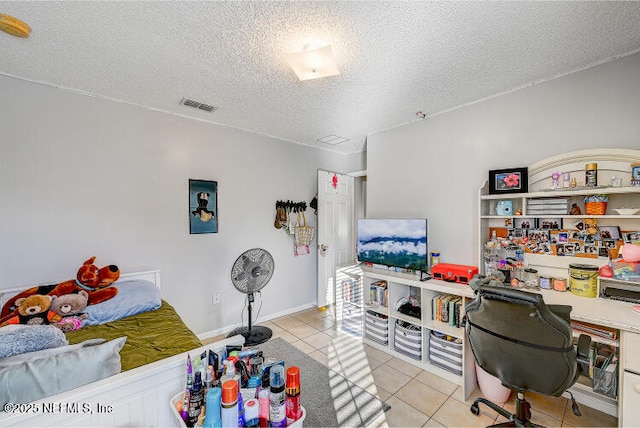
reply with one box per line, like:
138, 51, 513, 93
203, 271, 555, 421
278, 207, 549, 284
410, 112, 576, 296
336, 264, 477, 399
478, 149, 640, 422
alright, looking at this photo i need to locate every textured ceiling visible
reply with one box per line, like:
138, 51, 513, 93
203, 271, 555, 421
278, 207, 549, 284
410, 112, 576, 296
2, 1, 640, 154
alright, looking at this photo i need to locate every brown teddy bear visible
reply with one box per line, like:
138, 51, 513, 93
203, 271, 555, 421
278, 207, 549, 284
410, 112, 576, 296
0, 256, 120, 325
0, 294, 62, 326
50, 290, 89, 332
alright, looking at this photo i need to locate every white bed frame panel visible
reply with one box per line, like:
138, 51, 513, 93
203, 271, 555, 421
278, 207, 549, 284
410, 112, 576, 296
0, 270, 245, 427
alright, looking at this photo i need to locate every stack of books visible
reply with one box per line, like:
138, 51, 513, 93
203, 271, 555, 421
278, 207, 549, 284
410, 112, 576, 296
369, 280, 388, 307
527, 198, 569, 215
431, 294, 463, 327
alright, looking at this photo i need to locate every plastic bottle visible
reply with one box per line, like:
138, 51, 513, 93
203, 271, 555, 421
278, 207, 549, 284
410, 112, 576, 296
237, 381, 245, 427
221, 380, 239, 428
285, 366, 301, 425
244, 398, 260, 428
430, 252, 440, 267
187, 371, 204, 427
203, 387, 222, 428
204, 364, 214, 396
258, 371, 270, 428
181, 354, 194, 423
269, 365, 286, 427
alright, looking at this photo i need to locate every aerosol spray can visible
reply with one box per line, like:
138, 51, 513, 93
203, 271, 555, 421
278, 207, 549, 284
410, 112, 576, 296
285, 366, 301, 425
221, 380, 239, 428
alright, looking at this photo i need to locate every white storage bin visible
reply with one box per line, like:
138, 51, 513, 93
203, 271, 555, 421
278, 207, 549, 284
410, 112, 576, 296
429, 330, 463, 376
394, 320, 422, 360
365, 311, 389, 345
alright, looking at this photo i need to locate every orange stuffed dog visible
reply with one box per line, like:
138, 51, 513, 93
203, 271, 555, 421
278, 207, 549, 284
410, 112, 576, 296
0, 257, 120, 324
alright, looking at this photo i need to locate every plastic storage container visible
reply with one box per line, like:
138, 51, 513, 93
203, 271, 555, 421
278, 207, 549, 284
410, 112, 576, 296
475, 363, 511, 403
170, 392, 306, 427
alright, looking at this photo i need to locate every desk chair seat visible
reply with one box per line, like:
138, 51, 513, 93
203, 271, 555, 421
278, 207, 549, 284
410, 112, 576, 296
465, 285, 591, 427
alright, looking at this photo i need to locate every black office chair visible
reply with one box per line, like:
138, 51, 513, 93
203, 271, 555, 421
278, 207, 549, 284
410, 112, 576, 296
465, 285, 591, 427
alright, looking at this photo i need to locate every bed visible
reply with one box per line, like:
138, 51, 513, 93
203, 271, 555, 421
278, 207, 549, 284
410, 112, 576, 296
0, 270, 244, 427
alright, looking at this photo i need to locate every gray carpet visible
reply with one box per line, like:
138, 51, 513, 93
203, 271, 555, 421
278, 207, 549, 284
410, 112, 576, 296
258, 337, 390, 428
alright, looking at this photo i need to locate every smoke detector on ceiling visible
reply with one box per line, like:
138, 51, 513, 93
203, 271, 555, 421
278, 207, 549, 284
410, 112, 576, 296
180, 98, 217, 113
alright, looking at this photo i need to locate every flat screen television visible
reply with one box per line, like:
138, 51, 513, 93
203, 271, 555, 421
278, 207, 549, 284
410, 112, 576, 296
357, 218, 428, 272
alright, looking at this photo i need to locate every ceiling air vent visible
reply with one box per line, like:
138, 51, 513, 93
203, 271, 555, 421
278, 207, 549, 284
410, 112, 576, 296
180, 98, 216, 113
316, 134, 350, 145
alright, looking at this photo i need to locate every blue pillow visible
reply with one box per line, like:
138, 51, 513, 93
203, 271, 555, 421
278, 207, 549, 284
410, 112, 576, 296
83, 279, 161, 326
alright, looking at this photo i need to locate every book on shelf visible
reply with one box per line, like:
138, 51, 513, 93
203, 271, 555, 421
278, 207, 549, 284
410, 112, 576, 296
571, 320, 618, 340
528, 198, 569, 205
369, 280, 388, 307
431, 294, 462, 328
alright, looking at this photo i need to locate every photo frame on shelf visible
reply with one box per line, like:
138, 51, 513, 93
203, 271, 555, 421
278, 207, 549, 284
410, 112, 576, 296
488, 167, 528, 195
189, 179, 218, 234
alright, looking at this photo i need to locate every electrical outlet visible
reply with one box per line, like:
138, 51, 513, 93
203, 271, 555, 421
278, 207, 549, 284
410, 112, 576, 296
213, 293, 221, 304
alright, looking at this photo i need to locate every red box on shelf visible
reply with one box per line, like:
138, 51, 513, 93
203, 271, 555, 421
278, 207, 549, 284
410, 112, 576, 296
431, 263, 479, 284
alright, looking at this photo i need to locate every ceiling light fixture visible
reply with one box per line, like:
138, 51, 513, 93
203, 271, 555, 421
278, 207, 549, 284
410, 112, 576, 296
286, 44, 339, 81
0, 13, 30, 38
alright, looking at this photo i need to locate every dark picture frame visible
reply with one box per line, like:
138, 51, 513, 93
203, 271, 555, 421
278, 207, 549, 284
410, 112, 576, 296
488, 167, 528, 195
189, 179, 218, 234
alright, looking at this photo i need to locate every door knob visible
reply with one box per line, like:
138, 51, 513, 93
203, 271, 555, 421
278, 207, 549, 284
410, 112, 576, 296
319, 244, 329, 257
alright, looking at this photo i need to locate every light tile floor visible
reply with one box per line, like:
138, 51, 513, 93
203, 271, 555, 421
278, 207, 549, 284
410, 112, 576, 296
203, 307, 618, 427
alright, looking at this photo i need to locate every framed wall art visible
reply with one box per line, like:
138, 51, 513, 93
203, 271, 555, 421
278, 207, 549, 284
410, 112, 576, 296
189, 179, 218, 234
488, 167, 528, 195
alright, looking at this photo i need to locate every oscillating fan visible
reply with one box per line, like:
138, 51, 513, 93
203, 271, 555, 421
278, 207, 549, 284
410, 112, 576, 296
227, 248, 275, 346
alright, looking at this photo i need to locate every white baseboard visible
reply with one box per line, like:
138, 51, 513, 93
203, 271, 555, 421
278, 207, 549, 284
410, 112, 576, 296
197, 302, 316, 340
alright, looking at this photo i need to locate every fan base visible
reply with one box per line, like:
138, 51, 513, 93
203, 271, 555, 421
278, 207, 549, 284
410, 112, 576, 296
227, 325, 273, 346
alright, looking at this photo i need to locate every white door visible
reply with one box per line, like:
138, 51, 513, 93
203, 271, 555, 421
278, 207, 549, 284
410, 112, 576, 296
317, 170, 354, 309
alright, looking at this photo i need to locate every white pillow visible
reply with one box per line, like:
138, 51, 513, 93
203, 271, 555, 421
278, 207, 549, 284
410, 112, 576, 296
0, 336, 126, 406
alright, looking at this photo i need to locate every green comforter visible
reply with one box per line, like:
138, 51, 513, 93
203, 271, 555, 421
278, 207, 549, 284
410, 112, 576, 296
65, 300, 202, 371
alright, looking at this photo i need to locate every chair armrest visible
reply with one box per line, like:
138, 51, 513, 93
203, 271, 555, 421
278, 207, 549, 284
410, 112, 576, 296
576, 334, 592, 377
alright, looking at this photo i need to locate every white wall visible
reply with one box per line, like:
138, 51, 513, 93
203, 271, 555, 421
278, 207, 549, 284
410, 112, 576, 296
367, 53, 640, 267
0, 75, 349, 335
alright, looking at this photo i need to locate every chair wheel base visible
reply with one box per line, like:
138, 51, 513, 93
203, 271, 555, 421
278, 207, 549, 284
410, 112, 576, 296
470, 403, 480, 415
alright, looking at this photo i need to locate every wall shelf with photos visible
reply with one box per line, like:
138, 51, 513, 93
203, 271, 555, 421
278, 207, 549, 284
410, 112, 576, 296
480, 150, 640, 275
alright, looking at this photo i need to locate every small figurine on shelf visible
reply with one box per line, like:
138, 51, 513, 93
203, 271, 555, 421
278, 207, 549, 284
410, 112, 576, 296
551, 171, 561, 189
569, 203, 582, 215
